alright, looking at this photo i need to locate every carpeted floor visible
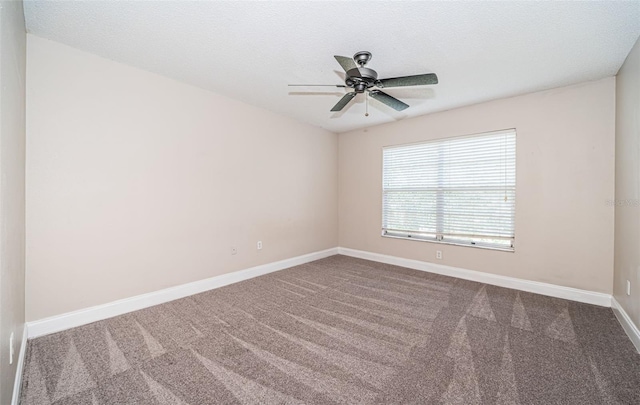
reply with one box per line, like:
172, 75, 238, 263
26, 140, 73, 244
20, 255, 640, 404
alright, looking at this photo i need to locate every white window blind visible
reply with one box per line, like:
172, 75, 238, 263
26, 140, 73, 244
382, 129, 516, 250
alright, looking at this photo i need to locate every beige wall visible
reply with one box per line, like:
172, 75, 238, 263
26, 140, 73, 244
614, 35, 640, 331
0, 0, 26, 402
25, 35, 338, 321
339, 78, 616, 294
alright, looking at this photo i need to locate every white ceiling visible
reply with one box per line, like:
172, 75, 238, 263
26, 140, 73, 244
24, 1, 640, 133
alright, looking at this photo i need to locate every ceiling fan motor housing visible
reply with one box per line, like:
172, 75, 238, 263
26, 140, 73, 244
345, 67, 378, 93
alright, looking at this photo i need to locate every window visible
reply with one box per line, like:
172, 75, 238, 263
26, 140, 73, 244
382, 129, 516, 250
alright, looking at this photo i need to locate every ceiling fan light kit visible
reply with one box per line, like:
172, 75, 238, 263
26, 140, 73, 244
289, 51, 438, 116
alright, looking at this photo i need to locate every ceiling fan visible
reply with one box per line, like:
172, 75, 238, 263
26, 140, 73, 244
289, 51, 438, 114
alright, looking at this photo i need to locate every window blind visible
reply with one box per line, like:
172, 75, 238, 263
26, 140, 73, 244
382, 129, 516, 250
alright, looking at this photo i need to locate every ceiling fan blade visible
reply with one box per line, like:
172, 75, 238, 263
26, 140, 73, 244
377, 73, 438, 88
330, 92, 357, 112
368, 90, 409, 111
334, 55, 357, 72
288, 84, 346, 87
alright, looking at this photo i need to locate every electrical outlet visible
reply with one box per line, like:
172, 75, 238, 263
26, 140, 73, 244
627, 280, 631, 296
257, 241, 262, 250
231, 247, 237, 255
9, 332, 14, 365
436, 250, 442, 260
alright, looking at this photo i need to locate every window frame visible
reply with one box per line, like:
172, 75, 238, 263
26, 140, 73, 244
381, 129, 516, 252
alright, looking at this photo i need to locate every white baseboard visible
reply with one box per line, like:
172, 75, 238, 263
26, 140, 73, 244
11, 324, 28, 405
23, 246, 617, 339
337, 247, 612, 307
27, 247, 338, 339
611, 297, 640, 353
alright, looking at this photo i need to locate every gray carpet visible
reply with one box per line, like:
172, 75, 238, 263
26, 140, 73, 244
19, 255, 640, 404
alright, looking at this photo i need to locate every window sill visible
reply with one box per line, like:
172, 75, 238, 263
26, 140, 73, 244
381, 233, 515, 253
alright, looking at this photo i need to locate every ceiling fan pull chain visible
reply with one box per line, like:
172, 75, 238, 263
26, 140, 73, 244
365, 92, 369, 117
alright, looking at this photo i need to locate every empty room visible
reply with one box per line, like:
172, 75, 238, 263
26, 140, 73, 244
1, 1, 640, 404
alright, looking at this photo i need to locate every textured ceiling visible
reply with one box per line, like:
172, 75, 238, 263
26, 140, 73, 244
23, 1, 640, 133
